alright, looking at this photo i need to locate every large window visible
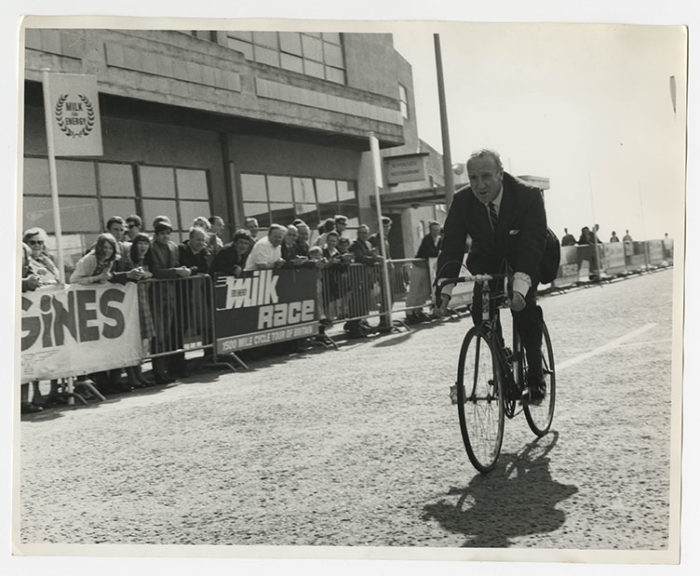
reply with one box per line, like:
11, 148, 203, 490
240, 173, 359, 229
225, 31, 346, 85
22, 157, 212, 256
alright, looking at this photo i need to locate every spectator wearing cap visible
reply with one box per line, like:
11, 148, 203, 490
211, 229, 254, 278
405, 221, 442, 324
314, 218, 336, 247
149, 217, 191, 384
244, 224, 286, 271
345, 225, 381, 338
369, 216, 392, 259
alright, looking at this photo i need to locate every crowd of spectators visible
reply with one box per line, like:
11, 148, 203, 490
20, 211, 418, 410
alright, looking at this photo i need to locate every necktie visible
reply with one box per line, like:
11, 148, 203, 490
488, 202, 499, 230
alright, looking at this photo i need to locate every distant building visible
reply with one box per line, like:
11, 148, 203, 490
22, 29, 436, 264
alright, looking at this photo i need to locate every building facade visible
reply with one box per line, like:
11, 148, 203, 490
22, 28, 441, 267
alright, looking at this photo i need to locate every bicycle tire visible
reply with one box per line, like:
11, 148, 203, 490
457, 326, 505, 473
522, 321, 556, 436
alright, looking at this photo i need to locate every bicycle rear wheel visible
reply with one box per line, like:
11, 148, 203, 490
523, 321, 556, 436
457, 327, 505, 473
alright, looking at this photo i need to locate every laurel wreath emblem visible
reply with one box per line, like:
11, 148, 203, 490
55, 93, 96, 138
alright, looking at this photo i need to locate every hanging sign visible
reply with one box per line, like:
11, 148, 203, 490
45, 73, 103, 157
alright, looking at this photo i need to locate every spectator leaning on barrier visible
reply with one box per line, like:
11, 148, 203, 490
577, 226, 592, 245
610, 231, 620, 243
70, 233, 119, 285
369, 216, 392, 258
149, 217, 191, 384
244, 224, 286, 271
281, 224, 301, 262
405, 220, 442, 324
211, 229, 253, 278
296, 223, 311, 257
107, 232, 156, 389
178, 226, 211, 274
70, 233, 133, 394
345, 224, 381, 338
561, 228, 576, 247
23, 227, 61, 287
20, 242, 43, 413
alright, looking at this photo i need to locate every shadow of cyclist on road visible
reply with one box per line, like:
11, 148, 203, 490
422, 432, 578, 547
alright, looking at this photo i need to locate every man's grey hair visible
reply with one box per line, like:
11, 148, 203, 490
467, 149, 504, 172
268, 223, 286, 234
189, 226, 209, 239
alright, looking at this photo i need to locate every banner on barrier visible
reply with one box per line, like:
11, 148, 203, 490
214, 268, 319, 353
604, 243, 626, 274
20, 283, 141, 382
648, 240, 665, 264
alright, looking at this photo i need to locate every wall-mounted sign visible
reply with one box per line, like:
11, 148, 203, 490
384, 153, 428, 185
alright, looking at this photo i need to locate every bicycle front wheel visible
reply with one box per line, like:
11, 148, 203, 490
457, 327, 505, 473
523, 321, 556, 436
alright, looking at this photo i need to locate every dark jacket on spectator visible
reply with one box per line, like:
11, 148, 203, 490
178, 241, 210, 275
296, 239, 310, 257
281, 242, 299, 262
148, 240, 181, 278
349, 239, 377, 264
210, 243, 248, 277
414, 234, 442, 259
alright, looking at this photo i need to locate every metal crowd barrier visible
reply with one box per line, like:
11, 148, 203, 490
139, 275, 219, 362
552, 239, 672, 289
318, 262, 383, 324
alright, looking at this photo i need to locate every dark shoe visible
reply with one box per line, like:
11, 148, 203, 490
526, 380, 546, 405
154, 374, 175, 386
21, 402, 44, 414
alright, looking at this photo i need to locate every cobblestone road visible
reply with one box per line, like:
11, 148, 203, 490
19, 268, 676, 551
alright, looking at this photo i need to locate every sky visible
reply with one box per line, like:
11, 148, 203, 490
391, 22, 687, 242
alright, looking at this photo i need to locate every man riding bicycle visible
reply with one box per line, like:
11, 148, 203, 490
436, 149, 548, 402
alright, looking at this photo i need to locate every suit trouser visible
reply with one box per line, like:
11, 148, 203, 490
471, 280, 544, 384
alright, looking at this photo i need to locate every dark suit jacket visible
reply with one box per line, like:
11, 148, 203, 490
437, 172, 547, 282
147, 240, 181, 279
349, 239, 377, 264
210, 243, 247, 277
415, 234, 442, 259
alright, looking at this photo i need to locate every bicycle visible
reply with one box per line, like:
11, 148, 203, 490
438, 272, 556, 473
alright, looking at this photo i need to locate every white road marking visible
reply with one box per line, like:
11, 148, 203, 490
557, 323, 657, 371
